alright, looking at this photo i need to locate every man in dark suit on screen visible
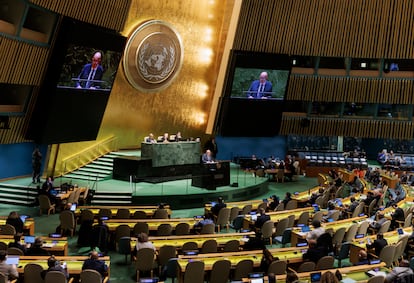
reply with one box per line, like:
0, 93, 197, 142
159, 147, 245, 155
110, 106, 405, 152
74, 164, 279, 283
247, 71, 273, 99
76, 51, 104, 89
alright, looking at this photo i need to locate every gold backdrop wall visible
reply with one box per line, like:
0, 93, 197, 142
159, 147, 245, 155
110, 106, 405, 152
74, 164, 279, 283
49, 0, 235, 176
100, 0, 234, 147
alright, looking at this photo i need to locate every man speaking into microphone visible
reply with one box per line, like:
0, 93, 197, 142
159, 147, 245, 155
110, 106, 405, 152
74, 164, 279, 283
247, 71, 273, 99
76, 51, 104, 89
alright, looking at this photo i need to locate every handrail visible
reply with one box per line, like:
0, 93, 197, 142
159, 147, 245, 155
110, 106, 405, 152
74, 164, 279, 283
61, 136, 118, 176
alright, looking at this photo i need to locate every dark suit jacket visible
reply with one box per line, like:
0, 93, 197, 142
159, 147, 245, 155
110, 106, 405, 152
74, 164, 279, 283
255, 214, 271, 229
6, 217, 24, 234
303, 246, 326, 263
367, 238, 388, 256
82, 258, 108, 277
211, 203, 226, 216
392, 207, 405, 221
76, 64, 104, 88
247, 80, 273, 98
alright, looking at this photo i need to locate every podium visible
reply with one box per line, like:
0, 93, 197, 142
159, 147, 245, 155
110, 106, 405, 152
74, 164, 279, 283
191, 161, 230, 190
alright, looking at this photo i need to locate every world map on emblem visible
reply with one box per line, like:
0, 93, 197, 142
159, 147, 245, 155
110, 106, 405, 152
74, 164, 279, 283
123, 20, 183, 92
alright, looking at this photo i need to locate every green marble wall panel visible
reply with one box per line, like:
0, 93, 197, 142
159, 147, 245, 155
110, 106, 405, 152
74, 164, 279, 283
141, 141, 201, 167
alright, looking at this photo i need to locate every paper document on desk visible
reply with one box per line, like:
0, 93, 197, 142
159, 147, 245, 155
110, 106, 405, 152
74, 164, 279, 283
366, 270, 386, 277
42, 243, 56, 248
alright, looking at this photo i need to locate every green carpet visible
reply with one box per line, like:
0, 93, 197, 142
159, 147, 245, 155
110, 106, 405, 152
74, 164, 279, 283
0, 175, 330, 283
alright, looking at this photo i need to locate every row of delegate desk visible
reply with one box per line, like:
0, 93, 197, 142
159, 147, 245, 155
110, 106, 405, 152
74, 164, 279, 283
0, 235, 68, 256
68, 192, 395, 282
176, 249, 387, 282
74, 205, 173, 219
0, 217, 35, 235
239, 263, 387, 283
16, 256, 110, 278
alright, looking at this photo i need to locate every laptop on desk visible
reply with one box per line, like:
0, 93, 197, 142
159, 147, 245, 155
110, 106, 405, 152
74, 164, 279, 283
20, 215, 29, 223
24, 236, 35, 245
301, 225, 311, 233
6, 256, 19, 265
312, 204, 320, 212
310, 272, 322, 283
248, 273, 264, 283
70, 203, 77, 212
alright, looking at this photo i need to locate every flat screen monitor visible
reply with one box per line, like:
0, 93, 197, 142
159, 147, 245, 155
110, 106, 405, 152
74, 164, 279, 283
216, 50, 291, 137
227, 51, 291, 100
27, 16, 127, 144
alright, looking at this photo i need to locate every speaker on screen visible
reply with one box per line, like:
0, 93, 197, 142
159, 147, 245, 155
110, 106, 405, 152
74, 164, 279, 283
27, 17, 127, 144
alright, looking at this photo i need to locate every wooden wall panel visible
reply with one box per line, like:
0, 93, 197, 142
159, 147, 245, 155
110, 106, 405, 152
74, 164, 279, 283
280, 116, 414, 139
29, 0, 131, 31
0, 38, 49, 85
286, 75, 414, 104
235, 0, 414, 59
0, 1, 131, 144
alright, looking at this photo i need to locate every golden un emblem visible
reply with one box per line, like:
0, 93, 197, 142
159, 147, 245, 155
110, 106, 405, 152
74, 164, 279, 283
123, 20, 183, 92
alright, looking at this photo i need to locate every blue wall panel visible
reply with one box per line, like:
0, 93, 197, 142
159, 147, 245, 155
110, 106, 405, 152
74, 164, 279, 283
0, 143, 46, 180
215, 136, 287, 162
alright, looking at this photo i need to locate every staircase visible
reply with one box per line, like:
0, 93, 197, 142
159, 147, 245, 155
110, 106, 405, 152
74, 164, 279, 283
91, 191, 132, 205
64, 152, 125, 182
0, 183, 38, 206
63, 151, 134, 205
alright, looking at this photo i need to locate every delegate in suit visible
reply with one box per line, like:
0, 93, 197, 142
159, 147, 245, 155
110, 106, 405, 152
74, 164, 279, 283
247, 71, 273, 99
76, 51, 104, 89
